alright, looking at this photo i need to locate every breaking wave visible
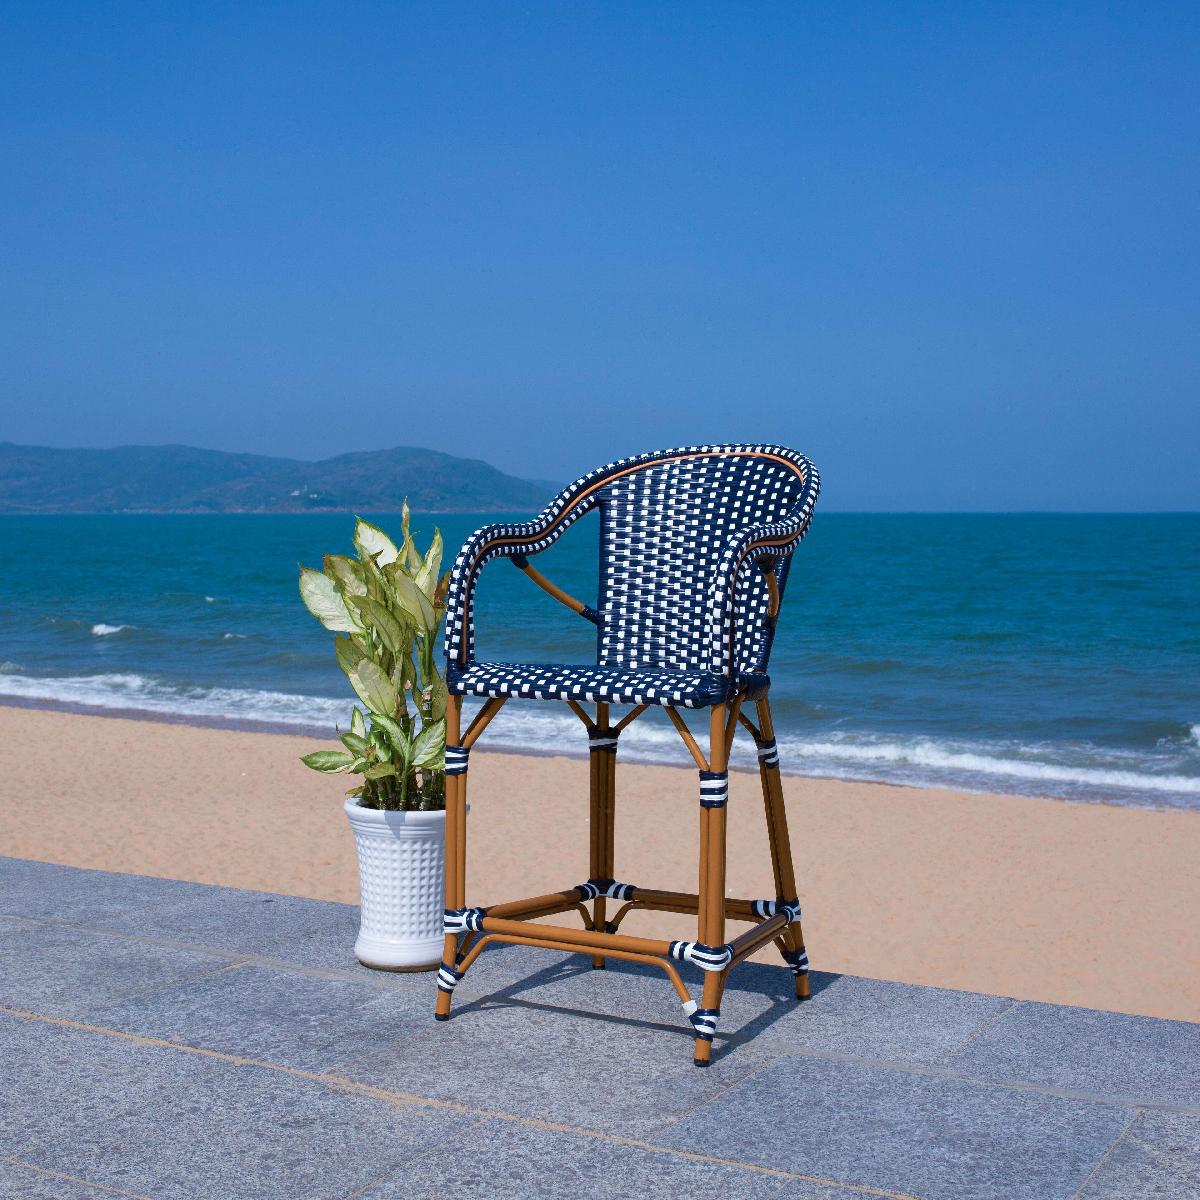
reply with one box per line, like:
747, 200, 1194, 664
0, 669, 1196, 810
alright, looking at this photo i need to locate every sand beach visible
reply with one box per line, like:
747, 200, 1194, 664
2, 704, 1197, 1023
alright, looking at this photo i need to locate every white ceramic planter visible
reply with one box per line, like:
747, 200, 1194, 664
344, 797, 445, 971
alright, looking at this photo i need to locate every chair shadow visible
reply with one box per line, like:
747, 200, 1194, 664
449, 945, 843, 1053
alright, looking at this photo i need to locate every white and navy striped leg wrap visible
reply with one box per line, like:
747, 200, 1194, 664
669, 940, 733, 972
752, 898, 802, 923
783, 946, 810, 977
756, 737, 779, 768
443, 907, 487, 934
689, 1007, 720, 1042
445, 745, 470, 775
575, 879, 636, 902
437, 963, 464, 993
588, 730, 619, 753
699, 770, 728, 808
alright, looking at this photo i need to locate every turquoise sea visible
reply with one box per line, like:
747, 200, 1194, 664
1, 513, 1197, 811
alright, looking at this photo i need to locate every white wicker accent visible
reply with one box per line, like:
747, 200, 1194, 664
344, 797, 446, 970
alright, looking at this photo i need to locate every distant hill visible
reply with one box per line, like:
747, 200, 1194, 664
0, 443, 560, 514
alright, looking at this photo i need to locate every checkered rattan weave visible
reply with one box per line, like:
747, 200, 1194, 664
449, 661, 770, 708
444, 444, 819, 705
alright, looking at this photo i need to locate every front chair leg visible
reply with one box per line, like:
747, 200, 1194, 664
694, 705, 730, 1065
589, 704, 616, 967
436, 699, 469, 1021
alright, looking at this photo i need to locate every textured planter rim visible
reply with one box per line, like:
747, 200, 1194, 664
343, 796, 448, 827
345, 796, 446, 972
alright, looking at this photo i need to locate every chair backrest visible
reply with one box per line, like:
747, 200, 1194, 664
589, 445, 812, 675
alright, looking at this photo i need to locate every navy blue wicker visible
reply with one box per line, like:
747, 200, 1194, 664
435, 444, 820, 1065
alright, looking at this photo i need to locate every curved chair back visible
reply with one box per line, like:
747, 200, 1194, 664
591, 446, 814, 675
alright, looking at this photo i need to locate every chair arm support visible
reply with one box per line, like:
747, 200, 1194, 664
443, 493, 594, 666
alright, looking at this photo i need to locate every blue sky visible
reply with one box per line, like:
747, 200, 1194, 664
1, 3, 1197, 509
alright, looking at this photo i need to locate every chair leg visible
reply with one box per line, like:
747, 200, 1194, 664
436, 695, 467, 1021
694, 705, 730, 1066
590, 703, 615, 968
755, 697, 810, 1001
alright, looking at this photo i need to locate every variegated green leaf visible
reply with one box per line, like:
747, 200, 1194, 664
351, 595, 408, 656
299, 567, 358, 632
334, 634, 369, 679
371, 712, 412, 760
339, 731, 369, 754
414, 529, 443, 599
347, 660, 397, 716
300, 750, 357, 773
389, 568, 436, 632
411, 720, 445, 770
324, 554, 367, 597
354, 517, 400, 567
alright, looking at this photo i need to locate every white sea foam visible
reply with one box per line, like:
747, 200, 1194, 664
222, 633, 247, 640
204, 596, 217, 603
0, 671, 345, 728
91, 624, 133, 637
1191, 724, 1200, 747
1, 670, 1196, 805
774, 736, 1200, 796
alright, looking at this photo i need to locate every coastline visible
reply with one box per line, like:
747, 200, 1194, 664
2, 697, 1194, 814
2, 705, 1197, 1023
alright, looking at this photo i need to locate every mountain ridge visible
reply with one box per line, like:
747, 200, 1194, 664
0, 442, 560, 513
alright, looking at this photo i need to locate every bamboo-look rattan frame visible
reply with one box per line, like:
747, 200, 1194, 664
435, 446, 816, 1065
435, 691, 810, 1064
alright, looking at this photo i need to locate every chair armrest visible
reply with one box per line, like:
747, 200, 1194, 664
703, 463, 820, 675
443, 494, 592, 667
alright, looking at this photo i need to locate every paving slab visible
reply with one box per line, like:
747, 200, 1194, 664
0, 920, 237, 1018
944, 1001, 1200, 1107
0, 858, 366, 974
11, 1024, 480, 1200
84, 961, 432, 1073
653, 1055, 1134, 1200
339, 997, 773, 1139
0, 1011, 222, 1156
0, 1162, 123, 1200
358, 1118, 865, 1199
0, 857, 191, 925
1077, 1110, 1200, 1199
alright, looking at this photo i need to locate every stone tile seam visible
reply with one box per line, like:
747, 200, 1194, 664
88, 959, 255, 1011
1, 1154, 155, 1199
934, 997, 1021, 1056
0, 1005, 919, 1200
1067, 1109, 1143, 1200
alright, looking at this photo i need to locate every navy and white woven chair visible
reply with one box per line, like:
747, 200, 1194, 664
436, 443, 819, 1065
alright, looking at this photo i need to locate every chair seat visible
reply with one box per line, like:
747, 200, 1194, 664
447, 661, 769, 708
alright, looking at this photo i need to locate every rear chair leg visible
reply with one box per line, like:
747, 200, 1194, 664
755, 697, 810, 1001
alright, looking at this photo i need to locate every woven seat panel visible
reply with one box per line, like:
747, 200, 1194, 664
596, 454, 805, 675
446, 661, 769, 708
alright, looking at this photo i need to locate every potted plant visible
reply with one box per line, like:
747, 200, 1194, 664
299, 506, 450, 970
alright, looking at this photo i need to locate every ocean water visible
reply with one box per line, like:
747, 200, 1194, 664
0, 512, 1197, 811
